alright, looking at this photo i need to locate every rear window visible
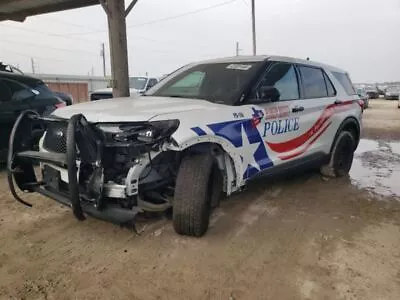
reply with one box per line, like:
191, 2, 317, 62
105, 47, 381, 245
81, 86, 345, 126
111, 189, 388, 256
298, 66, 328, 98
332, 72, 356, 95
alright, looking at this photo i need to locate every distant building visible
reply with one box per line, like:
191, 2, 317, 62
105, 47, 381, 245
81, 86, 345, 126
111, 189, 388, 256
27, 73, 110, 103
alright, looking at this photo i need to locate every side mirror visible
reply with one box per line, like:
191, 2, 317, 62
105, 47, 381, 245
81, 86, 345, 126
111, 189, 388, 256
259, 86, 280, 102
12, 89, 36, 101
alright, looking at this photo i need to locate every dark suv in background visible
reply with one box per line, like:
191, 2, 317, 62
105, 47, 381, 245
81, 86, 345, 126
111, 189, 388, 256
0, 71, 65, 162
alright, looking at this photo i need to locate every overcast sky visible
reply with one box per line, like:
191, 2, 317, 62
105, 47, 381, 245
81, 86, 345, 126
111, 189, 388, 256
0, 0, 399, 83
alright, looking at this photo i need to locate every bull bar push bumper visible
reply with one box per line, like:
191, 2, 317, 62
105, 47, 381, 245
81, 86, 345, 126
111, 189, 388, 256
7, 111, 139, 226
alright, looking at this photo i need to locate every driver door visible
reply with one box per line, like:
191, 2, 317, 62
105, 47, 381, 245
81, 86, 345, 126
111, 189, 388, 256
246, 61, 304, 168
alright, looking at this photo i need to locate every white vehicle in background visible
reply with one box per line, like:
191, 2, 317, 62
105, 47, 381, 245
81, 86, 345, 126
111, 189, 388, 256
90, 76, 158, 101
8, 55, 363, 237
384, 87, 400, 101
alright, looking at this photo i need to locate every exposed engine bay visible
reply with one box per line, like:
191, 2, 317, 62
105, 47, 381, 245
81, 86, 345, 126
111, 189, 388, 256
8, 111, 184, 225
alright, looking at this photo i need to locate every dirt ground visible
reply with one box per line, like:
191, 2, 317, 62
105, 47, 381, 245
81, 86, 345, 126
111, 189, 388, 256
1, 99, 400, 300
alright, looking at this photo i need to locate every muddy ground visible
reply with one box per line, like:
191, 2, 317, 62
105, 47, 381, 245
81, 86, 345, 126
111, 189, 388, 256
1, 99, 400, 300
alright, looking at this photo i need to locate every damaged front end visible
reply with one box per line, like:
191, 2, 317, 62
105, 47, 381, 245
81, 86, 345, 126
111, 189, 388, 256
8, 110, 180, 226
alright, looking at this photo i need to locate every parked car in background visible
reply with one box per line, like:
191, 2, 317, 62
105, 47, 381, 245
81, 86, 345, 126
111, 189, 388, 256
365, 87, 379, 99
0, 71, 65, 162
90, 76, 158, 101
90, 88, 139, 101
356, 87, 369, 109
0, 61, 24, 75
384, 87, 400, 100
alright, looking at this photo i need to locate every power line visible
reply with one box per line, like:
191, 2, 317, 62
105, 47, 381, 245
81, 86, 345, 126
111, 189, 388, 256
128, 0, 238, 28
0, 23, 102, 44
55, 0, 238, 36
1, 38, 99, 55
1, 47, 99, 63
41, 15, 105, 31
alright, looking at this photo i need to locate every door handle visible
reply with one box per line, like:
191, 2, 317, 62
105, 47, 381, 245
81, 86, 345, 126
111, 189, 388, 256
334, 100, 343, 105
292, 106, 304, 113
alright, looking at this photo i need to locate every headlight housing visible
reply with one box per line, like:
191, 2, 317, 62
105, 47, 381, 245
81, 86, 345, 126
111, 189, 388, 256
136, 119, 180, 143
98, 120, 180, 144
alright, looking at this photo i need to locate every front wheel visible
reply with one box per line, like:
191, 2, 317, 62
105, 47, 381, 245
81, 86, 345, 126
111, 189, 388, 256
320, 131, 355, 178
173, 154, 214, 237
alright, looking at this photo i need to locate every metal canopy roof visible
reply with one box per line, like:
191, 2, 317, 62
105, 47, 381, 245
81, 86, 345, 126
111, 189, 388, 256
0, 0, 99, 22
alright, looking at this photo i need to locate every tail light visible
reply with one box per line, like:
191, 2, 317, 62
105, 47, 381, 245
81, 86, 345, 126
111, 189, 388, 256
55, 101, 66, 109
357, 99, 364, 112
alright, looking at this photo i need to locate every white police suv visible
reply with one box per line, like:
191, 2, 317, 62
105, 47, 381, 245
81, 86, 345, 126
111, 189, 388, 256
8, 56, 363, 237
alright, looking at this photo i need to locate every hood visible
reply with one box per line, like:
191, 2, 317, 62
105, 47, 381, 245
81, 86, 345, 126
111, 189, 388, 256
52, 96, 220, 123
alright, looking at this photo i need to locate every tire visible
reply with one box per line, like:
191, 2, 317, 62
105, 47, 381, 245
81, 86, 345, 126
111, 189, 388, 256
320, 131, 355, 178
173, 154, 214, 237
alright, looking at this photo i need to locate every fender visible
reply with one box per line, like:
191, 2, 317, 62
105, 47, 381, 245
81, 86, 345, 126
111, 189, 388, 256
166, 135, 245, 193
330, 117, 361, 153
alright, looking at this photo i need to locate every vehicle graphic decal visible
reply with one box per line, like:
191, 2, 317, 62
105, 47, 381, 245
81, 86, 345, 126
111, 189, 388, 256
279, 121, 332, 160
191, 126, 207, 136
264, 105, 290, 120
263, 117, 300, 137
190, 100, 355, 178
266, 101, 354, 153
191, 119, 273, 179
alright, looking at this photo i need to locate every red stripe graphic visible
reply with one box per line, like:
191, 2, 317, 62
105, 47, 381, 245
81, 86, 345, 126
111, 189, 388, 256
279, 121, 332, 160
266, 100, 354, 153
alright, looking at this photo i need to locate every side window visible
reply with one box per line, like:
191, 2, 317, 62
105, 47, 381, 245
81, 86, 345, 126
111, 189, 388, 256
2, 79, 36, 102
0, 80, 12, 102
254, 62, 299, 102
147, 78, 158, 89
298, 66, 328, 99
332, 72, 356, 95
324, 73, 336, 97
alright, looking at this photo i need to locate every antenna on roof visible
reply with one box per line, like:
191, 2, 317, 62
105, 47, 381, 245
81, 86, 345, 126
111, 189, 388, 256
306, 57, 310, 61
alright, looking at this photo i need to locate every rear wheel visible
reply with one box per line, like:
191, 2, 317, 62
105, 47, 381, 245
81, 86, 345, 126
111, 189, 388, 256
173, 154, 214, 237
321, 131, 355, 178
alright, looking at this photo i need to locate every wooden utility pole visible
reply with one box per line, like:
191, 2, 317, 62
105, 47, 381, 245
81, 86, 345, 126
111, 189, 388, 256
236, 41, 240, 56
251, 0, 256, 55
101, 0, 139, 98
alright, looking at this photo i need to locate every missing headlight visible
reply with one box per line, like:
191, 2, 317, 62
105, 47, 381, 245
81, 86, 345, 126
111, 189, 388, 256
98, 120, 179, 144
137, 120, 180, 143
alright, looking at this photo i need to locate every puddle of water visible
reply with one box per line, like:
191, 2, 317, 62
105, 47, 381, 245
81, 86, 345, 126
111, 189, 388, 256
350, 139, 400, 198
354, 139, 380, 154
389, 142, 400, 155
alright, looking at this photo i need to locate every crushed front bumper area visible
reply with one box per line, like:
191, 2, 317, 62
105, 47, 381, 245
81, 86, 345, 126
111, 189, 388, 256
7, 111, 140, 226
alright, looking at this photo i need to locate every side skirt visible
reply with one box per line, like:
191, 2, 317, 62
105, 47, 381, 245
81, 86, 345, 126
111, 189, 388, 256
248, 152, 329, 182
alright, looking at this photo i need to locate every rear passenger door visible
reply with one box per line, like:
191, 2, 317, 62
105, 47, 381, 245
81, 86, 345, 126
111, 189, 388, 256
290, 65, 337, 159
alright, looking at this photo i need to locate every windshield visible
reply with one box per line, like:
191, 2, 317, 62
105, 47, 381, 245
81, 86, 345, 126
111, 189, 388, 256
129, 77, 148, 90
356, 88, 366, 96
147, 61, 264, 105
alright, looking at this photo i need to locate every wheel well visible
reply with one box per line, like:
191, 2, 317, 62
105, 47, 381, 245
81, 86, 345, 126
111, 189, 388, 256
332, 117, 360, 152
181, 142, 237, 195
